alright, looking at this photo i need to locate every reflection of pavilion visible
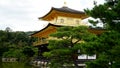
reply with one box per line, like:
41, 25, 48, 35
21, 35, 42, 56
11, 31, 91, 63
31, 4, 104, 67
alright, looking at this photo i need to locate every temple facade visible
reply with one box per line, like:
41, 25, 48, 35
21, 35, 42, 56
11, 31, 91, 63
31, 5, 89, 46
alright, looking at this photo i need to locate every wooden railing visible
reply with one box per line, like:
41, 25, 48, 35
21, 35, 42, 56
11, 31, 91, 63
33, 37, 84, 46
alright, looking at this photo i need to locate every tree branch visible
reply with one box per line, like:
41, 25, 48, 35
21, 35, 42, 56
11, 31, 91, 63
73, 39, 81, 44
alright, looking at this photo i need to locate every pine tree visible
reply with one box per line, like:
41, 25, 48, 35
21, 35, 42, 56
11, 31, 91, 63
85, 0, 120, 32
43, 26, 97, 68
83, 0, 120, 68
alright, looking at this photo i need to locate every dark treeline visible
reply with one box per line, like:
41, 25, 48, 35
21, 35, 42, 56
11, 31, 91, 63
0, 28, 37, 62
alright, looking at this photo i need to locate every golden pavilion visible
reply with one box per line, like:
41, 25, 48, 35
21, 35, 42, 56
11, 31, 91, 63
31, 3, 104, 67
31, 6, 89, 44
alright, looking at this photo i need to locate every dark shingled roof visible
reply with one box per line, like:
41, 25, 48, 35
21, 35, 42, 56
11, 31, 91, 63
39, 7, 86, 20
52, 7, 85, 14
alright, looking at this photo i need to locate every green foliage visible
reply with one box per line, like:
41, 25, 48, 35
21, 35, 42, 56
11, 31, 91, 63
88, 19, 99, 26
43, 26, 96, 67
22, 46, 35, 57
85, 0, 120, 32
83, 0, 120, 68
3, 49, 24, 58
86, 58, 109, 68
82, 31, 120, 68
0, 29, 37, 62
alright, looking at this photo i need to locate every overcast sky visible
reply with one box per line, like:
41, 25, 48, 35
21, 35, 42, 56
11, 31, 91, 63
0, 0, 105, 31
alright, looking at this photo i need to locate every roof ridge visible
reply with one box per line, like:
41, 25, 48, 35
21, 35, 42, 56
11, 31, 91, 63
53, 7, 85, 14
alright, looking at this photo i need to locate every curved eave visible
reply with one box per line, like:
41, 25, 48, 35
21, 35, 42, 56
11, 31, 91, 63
31, 23, 61, 37
39, 7, 55, 21
39, 7, 88, 21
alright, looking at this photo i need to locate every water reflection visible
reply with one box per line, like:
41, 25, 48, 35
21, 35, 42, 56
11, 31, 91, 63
0, 62, 33, 68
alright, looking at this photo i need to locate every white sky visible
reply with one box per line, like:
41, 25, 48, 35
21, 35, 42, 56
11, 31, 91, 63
0, 0, 105, 31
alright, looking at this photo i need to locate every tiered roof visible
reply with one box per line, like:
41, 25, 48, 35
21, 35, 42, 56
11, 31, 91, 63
39, 7, 88, 21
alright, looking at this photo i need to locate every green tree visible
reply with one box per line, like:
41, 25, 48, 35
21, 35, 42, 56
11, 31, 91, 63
0, 29, 36, 62
43, 26, 96, 68
3, 49, 24, 58
83, 0, 120, 68
0, 30, 9, 58
5, 27, 12, 32
22, 46, 35, 57
85, 0, 120, 32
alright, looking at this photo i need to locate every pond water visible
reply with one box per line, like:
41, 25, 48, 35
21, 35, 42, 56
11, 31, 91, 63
0, 62, 34, 68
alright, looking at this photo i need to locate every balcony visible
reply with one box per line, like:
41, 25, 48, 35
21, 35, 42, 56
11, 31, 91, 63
33, 37, 84, 46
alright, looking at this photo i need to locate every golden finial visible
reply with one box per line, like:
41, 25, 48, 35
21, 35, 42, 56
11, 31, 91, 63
94, 0, 97, 5
63, 1, 67, 7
